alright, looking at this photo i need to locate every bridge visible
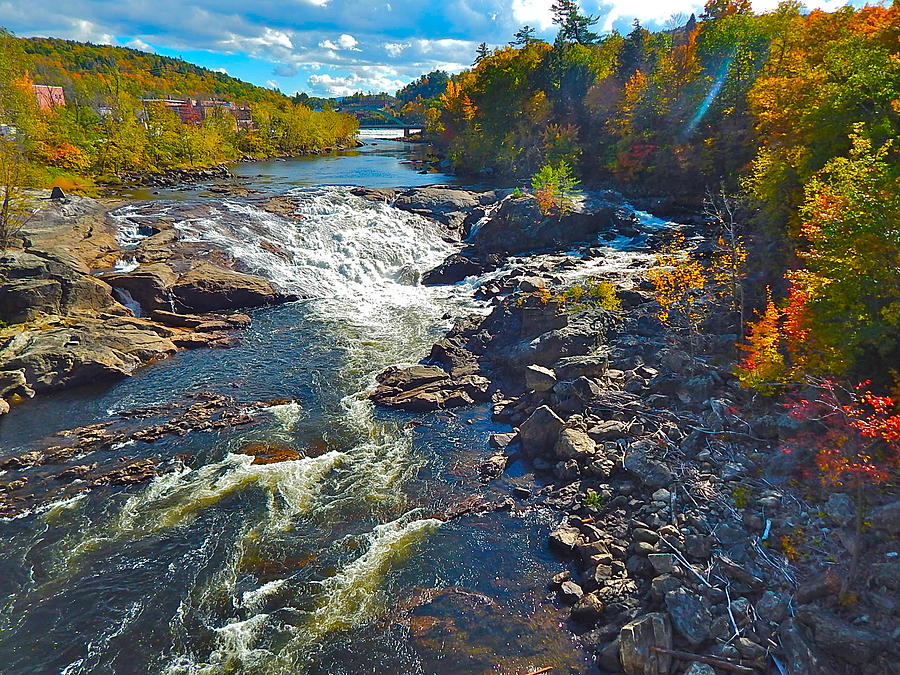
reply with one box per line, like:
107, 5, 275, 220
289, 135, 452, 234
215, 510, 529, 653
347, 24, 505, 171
356, 123, 421, 136
339, 105, 420, 136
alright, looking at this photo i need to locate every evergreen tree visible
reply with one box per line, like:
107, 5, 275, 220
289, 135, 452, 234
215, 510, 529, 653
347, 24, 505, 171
510, 25, 538, 46
474, 42, 491, 65
551, 0, 600, 46
616, 19, 647, 80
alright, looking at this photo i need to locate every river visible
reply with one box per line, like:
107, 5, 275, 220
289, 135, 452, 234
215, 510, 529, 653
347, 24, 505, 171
0, 141, 596, 674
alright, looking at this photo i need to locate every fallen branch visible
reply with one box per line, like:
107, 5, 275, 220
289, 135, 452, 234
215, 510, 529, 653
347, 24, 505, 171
525, 668, 553, 675
649, 647, 753, 673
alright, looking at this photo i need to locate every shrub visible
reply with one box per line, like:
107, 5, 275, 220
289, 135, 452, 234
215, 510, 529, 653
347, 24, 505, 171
531, 160, 581, 216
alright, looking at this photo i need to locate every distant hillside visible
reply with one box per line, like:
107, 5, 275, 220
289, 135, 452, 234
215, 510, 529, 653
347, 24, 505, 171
19, 36, 287, 104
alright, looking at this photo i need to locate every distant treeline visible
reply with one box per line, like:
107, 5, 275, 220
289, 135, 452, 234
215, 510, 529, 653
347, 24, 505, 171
0, 31, 358, 187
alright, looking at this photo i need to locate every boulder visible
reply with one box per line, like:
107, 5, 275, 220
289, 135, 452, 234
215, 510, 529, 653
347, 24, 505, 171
371, 364, 490, 411
618, 613, 673, 675
170, 262, 286, 313
869, 499, 900, 535
0, 250, 120, 323
554, 428, 596, 460
470, 193, 638, 255
518, 405, 565, 455
525, 364, 557, 392
664, 589, 710, 646
519, 325, 601, 366
0, 317, 178, 392
554, 354, 609, 380
624, 440, 672, 488
421, 254, 487, 285
101, 263, 179, 313
797, 610, 880, 666
777, 618, 838, 675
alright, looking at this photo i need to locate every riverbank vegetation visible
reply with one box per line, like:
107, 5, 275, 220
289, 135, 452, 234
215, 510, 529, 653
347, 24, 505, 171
426, 0, 899, 395
0, 31, 358, 190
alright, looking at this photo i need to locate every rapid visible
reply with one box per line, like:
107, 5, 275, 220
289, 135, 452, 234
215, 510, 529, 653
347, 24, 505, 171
0, 140, 659, 674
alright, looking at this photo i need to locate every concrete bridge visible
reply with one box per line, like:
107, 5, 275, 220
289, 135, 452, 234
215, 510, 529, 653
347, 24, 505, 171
357, 124, 421, 137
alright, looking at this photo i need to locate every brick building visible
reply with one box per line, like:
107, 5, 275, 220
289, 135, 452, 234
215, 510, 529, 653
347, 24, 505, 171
142, 98, 254, 129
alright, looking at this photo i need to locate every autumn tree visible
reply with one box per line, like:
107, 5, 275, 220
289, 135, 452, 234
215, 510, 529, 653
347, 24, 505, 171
0, 136, 33, 250
700, 0, 753, 21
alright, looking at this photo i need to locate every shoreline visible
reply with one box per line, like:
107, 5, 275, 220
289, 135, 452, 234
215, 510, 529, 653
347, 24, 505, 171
2, 173, 897, 673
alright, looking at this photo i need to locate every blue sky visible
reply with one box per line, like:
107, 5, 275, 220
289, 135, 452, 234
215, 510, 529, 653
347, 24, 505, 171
0, 0, 873, 97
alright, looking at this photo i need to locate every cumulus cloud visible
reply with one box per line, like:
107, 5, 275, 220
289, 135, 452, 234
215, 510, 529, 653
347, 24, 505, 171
384, 42, 409, 57
511, 0, 556, 30
124, 38, 155, 52
319, 33, 360, 51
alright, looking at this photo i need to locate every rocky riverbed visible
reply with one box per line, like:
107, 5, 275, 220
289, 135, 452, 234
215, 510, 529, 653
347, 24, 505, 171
366, 189, 900, 674
2, 171, 897, 674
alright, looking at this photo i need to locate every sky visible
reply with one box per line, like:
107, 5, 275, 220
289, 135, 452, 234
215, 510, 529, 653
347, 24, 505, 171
0, 0, 870, 98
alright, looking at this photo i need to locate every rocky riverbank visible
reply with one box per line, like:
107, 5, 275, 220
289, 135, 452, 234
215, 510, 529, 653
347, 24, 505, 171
0, 192, 295, 416
369, 190, 900, 674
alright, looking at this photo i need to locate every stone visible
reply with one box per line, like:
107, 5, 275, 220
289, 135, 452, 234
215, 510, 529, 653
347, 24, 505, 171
558, 580, 584, 604
588, 420, 629, 441
525, 364, 557, 392
633, 528, 659, 544
422, 253, 487, 285
170, 262, 285, 313
101, 263, 179, 313
869, 499, 900, 534
647, 554, 674, 575
549, 525, 581, 552
0, 398, 9, 415
824, 492, 855, 528
623, 440, 672, 488
650, 574, 680, 602
479, 454, 508, 480
0, 369, 27, 397
554, 354, 609, 380
554, 427, 596, 460
0, 317, 178, 393
664, 589, 711, 646
618, 613, 673, 675
489, 432, 517, 449
371, 365, 490, 411
683, 664, 715, 675
797, 610, 879, 666
735, 637, 767, 661
571, 592, 605, 623
777, 618, 838, 675
518, 405, 565, 455
756, 590, 789, 623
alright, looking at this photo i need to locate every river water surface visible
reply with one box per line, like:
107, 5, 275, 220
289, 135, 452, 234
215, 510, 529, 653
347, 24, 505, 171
0, 141, 600, 674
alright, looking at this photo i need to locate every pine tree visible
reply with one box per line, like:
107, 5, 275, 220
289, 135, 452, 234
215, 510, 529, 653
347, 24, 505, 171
551, 0, 600, 46
616, 19, 647, 80
510, 25, 538, 46
474, 42, 491, 65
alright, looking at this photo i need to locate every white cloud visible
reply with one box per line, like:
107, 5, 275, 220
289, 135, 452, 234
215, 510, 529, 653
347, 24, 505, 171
266, 79, 280, 88
319, 33, 360, 51
213, 67, 228, 74
69, 18, 115, 45
511, 0, 555, 30
223, 26, 293, 51
309, 65, 407, 96
124, 38, 155, 52
384, 42, 409, 57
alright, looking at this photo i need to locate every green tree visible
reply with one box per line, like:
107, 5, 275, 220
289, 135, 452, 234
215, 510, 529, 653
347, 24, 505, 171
552, 0, 600, 46
511, 26, 538, 46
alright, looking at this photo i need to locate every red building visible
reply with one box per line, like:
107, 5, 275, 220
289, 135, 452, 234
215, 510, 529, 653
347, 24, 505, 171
32, 85, 66, 110
142, 98, 254, 129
